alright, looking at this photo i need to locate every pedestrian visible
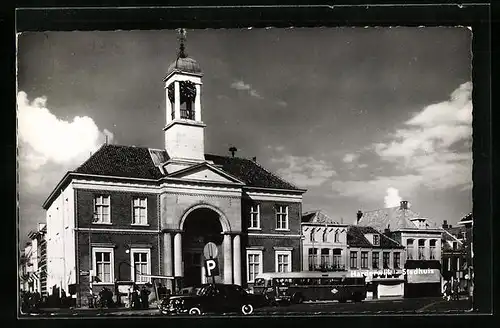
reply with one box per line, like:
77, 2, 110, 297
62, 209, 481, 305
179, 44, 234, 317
468, 279, 474, 311
443, 280, 451, 301
452, 277, 460, 301
140, 286, 151, 309
132, 287, 141, 309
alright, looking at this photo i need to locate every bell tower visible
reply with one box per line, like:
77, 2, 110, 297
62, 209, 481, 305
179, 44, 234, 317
163, 28, 206, 161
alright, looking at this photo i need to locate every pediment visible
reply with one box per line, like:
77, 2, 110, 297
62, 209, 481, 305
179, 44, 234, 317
167, 162, 245, 184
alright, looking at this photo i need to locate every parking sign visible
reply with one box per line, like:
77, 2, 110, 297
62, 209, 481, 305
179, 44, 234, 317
205, 258, 220, 277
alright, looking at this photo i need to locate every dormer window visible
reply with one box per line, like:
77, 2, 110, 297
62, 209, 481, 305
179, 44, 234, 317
373, 234, 380, 246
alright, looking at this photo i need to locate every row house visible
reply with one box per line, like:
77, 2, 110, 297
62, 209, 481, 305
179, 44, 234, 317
357, 201, 443, 298
42, 36, 305, 307
19, 224, 47, 295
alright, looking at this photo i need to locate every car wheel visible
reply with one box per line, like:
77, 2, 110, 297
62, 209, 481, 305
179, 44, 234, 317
188, 307, 202, 315
241, 304, 254, 315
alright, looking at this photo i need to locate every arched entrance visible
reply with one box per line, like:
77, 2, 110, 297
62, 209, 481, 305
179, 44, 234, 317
182, 208, 224, 287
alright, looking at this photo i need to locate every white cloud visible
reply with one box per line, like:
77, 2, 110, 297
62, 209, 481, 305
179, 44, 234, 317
374, 82, 472, 191
271, 155, 337, 187
342, 153, 359, 163
17, 91, 114, 188
384, 187, 402, 208
230, 80, 263, 99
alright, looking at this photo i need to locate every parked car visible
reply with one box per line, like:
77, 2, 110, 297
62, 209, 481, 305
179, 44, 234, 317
160, 283, 267, 316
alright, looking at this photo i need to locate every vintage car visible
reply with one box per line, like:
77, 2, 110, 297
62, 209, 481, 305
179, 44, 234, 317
159, 283, 267, 316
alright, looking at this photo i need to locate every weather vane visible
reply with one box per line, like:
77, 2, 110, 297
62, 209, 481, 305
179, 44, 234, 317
177, 28, 187, 58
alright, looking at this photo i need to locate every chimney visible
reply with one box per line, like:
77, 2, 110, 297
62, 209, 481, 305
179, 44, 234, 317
356, 210, 363, 224
442, 220, 448, 229
400, 200, 408, 210
252, 156, 257, 162
229, 146, 238, 158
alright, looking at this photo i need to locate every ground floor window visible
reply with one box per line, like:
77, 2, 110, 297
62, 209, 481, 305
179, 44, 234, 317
247, 250, 263, 283
130, 248, 151, 283
275, 250, 292, 273
92, 247, 115, 283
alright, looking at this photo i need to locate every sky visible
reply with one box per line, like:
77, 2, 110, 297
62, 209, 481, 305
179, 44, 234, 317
17, 27, 473, 245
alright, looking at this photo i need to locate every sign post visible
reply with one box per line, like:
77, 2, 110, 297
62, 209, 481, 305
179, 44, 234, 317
203, 242, 219, 285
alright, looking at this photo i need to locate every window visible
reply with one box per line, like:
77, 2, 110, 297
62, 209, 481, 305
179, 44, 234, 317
308, 248, 317, 270
94, 195, 110, 224
320, 249, 330, 268
92, 247, 114, 283
275, 251, 292, 273
276, 205, 289, 230
393, 252, 401, 269
349, 251, 358, 269
361, 251, 368, 269
132, 197, 147, 225
322, 230, 328, 243
452, 242, 458, 250
447, 257, 451, 271
383, 252, 390, 269
249, 204, 260, 229
334, 230, 340, 243
406, 239, 414, 260
310, 229, 316, 242
429, 240, 437, 260
247, 250, 262, 283
372, 252, 380, 269
456, 257, 460, 271
418, 239, 426, 260
373, 234, 380, 246
131, 248, 151, 283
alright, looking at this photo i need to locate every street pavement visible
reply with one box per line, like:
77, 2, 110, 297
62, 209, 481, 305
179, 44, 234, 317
21, 296, 471, 317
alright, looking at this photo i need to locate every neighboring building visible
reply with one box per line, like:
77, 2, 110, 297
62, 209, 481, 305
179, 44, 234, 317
357, 201, 442, 298
441, 219, 467, 287
19, 223, 47, 295
42, 35, 306, 307
301, 210, 349, 272
347, 225, 406, 299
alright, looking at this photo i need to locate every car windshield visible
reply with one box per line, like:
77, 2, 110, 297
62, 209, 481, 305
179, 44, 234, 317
196, 285, 216, 296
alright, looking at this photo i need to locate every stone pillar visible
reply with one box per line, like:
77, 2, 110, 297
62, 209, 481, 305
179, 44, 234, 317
316, 248, 321, 268
174, 232, 183, 277
163, 232, 173, 290
195, 84, 201, 121
223, 234, 233, 284
424, 239, 430, 260
233, 235, 242, 285
328, 249, 333, 269
166, 84, 172, 124
413, 242, 418, 260
174, 81, 180, 119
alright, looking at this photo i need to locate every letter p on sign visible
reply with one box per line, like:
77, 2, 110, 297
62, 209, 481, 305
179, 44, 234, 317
205, 259, 220, 277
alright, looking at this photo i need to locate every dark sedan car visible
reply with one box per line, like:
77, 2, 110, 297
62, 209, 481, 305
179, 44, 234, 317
160, 283, 267, 316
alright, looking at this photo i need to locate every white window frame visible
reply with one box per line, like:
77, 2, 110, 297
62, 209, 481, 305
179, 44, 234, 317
334, 230, 340, 243
249, 204, 261, 230
373, 234, 380, 246
132, 197, 148, 226
275, 250, 292, 273
246, 250, 263, 283
322, 229, 328, 243
275, 205, 289, 231
429, 240, 437, 260
130, 248, 151, 283
93, 195, 111, 224
92, 247, 115, 284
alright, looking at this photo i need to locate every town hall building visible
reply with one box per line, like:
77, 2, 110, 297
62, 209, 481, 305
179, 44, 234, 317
42, 34, 306, 306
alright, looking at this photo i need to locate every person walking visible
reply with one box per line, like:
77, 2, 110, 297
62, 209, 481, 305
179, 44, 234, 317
132, 287, 141, 309
451, 277, 460, 301
443, 280, 451, 301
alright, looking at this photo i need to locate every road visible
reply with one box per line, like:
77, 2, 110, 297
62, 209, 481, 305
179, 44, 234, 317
23, 297, 470, 317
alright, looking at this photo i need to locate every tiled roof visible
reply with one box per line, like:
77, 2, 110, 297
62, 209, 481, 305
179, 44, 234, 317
357, 206, 439, 231
347, 225, 404, 249
73, 144, 302, 191
460, 212, 473, 222
301, 210, 340, 224
205, 154, 301, 190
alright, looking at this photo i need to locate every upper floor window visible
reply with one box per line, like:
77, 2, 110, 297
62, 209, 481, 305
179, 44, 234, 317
322, 229, 328, 243
361, 251, 368, 269
429, 239, 437, 260
373, 234, 380, 246
132, 197, 148, 225
249, 204, 260, 229
406, 239, 414, 260
383, 252, 390, 269
418, 239, 426, 260
393, 252, 401, 269
452, 241, 458, 250
372, 252, 380, 269
334, 230, 340, 243
276, 205, 289, 230
94, 195, 110, 224
309, 229, 316, 242
350, 251, 358, 269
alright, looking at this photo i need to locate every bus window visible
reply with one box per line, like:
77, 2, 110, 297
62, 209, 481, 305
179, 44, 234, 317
291, 278, 301, 286
254, 278, 266, 287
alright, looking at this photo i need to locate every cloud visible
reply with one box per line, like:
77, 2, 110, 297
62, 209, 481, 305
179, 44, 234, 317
343, 153, 359, 163
271, 155, 337, 187
277, 100, 288, 107
384, 187, 402, 208
374, 81, 472, 191
230, 80, 263, 99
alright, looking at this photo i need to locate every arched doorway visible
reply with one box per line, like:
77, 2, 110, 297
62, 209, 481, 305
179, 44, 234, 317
182, 208, 224, 287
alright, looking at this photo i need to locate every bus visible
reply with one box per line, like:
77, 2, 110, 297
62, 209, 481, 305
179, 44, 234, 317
252, 271, 367, 304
